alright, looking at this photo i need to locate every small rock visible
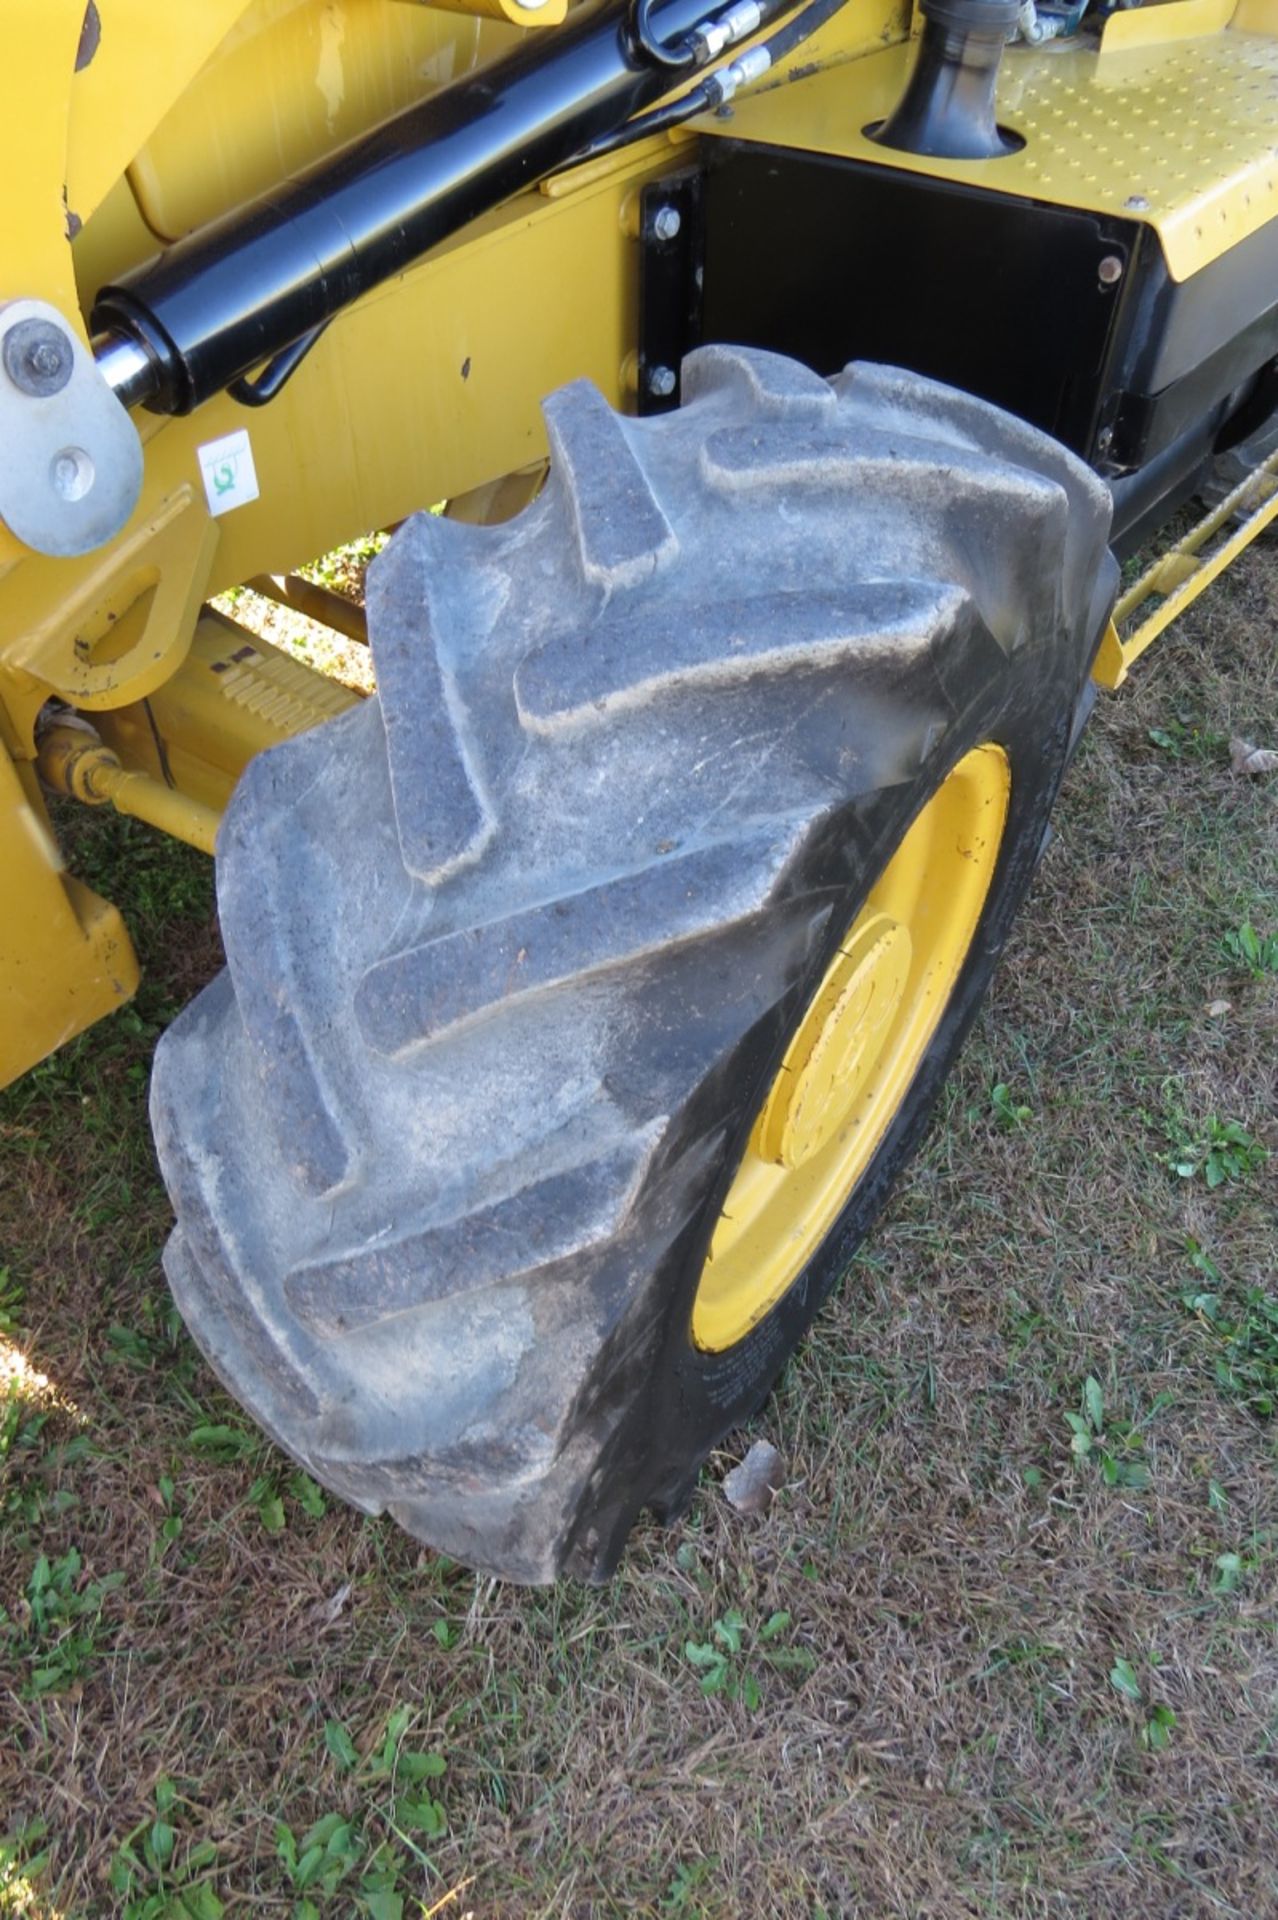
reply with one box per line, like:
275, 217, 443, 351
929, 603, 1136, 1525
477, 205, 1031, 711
723, 1439, 785, 1516
1230, 737, 1278, 776
308, 1579, 352, 1629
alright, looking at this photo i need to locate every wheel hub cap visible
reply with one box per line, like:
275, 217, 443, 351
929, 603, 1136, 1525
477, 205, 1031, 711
756, 914, 912, 1171
693, 742, 1011, 1352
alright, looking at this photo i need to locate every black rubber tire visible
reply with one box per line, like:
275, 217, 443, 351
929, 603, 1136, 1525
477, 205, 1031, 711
151, 347, 1114, 1583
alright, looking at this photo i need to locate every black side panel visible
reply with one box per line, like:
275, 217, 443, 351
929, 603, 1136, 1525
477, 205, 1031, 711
693, 142, 1278, 479
699, 143, 1136, 457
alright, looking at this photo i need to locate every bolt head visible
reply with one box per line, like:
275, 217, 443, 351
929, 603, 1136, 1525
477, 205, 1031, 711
3, 318, 74, 397
50, 446, 95, 503
651, 205, 682, 243
1098, 254, 1124, 287
647, 364, 677, 400
1124, 195, 1150, 212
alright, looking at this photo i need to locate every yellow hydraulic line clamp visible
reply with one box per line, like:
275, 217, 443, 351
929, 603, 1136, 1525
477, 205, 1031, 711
37, 722, 221, 855
1093, 449, 1278, 689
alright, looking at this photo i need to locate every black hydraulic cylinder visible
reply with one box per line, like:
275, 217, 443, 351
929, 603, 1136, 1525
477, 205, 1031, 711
93, 0, 718, 415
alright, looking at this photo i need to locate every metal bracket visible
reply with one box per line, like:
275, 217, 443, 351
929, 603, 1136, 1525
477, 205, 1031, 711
0, 298, 143, 557
636, 170, 704, 417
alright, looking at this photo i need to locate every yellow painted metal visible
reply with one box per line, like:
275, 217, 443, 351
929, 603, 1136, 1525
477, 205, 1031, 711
127, 0, 524, 243
1092, 451, 1278, 689
415, 0, 567, 27
94, 612, 361, 813
37, 723, 222, 856
0, 0, 887, 1088
0, 148, 671, 736
3, 0, 909, 687
0, 742, 139, 1085
65, 1, 257, 238
71, 174, 173, 335
0, 0, 668, 1082
1, 155, 668, 680
444, 462, 548, 524
692, 743, 1010, 1352
2, 488, 219, 711
1, 0, 95, 333
699, 7, 1278, 282
1099, 0, 1234, 51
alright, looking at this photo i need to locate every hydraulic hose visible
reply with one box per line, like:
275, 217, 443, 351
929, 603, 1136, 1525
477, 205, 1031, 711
574, 0, 850, 163
629, 0, 701, 67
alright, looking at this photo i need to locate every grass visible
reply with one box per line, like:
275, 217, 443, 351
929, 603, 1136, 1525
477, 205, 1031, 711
2, 542, 1276, 1918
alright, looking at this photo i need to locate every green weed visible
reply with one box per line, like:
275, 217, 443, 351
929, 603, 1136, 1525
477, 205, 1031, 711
1108, 1654, 1177, 1751
110, 1780, 224, 1920
185, 1419, 262, 1465
1179, 1244, 1278, 1417
1222, 921, 1278, 978
274, 1816, 419, 1920
0, 1819, 52, 1916
5, 1546, 125, 1695
1064, 1377, 1152, 1490
1146, 716, 1228, 761
990, 1082, 1033, 1130
0, 1267, 21, 1338
276, 1813, 364, 1907
682, 1608, 813, 1710
1161, 1114, 1267, 1188
269, 1706, 449, 1916
662, 1857, 720, 1912
1212, 1551, 1252, 1594
291, 1471, 327, 1519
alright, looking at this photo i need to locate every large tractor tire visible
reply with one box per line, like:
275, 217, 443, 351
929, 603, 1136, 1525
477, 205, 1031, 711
151, 347, 1113, 1583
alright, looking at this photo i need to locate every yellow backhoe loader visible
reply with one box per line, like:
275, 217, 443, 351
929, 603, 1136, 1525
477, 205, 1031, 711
2, 0, 1275, 1579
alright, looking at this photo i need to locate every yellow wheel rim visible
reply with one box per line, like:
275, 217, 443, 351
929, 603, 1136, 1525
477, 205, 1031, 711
692, 742, 1011, 1352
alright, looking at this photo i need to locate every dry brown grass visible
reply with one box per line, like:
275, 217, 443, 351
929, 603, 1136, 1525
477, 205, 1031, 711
2, 546, 1276, 1920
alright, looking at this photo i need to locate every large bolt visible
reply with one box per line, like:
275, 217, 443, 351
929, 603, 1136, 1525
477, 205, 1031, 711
650, 205, 682, 243
646, 364, 677, 399
3, 319, 75, 398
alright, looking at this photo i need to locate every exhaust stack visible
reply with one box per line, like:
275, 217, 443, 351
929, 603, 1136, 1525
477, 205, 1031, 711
873, 0, 1019, 161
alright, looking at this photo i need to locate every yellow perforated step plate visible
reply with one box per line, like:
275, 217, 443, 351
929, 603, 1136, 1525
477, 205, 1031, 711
700, 3, 1278, 281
